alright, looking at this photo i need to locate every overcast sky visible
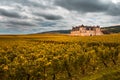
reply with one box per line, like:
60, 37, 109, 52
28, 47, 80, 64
0, 0, 120, 34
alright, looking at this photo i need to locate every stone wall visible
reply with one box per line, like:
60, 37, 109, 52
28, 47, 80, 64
70, 25, 103, 36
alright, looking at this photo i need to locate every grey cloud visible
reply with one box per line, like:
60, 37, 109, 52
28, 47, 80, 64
35, 13, 63, 20
54, 0, 112, 13
28, 0, 52, 8
9, 20, 35, 26
109, 16, 120, 24
54, 0, 120, 16
34, 18, 44, 21
43, 14, 63, 20
107, 3, 120, 16
0, 0, 29, 6
0, 8, 22, 18
0, 0, 55, 9
40, 21, 56, 27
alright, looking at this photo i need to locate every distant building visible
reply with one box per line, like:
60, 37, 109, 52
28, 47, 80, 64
70, 24, 103, 36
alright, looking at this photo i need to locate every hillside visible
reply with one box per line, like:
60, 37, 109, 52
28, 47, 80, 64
40, 30, 71, 34
40, 25, 120, 34
102, 25, 120, 33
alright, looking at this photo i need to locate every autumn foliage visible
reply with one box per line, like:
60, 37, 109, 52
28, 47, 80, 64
0, 34, 120, 80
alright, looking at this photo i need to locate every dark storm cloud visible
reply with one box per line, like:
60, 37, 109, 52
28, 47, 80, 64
54, 0, 111, 13
54, 0, 120, 16
35, 13, 63, 20
42, 14, 63, 20
9, 21, 35, 26
107, 3, 120, 16
0, 8, 22, 18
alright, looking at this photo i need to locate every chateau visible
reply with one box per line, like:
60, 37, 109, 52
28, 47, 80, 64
70, 24, 103, 36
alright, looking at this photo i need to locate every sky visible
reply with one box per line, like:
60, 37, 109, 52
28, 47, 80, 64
0, 0, 120, 34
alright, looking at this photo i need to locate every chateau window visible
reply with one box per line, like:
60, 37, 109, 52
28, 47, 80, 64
91, 28, 93, 30
86, 28, 89, 30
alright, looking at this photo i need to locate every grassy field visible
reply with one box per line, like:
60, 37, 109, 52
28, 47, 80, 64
0, 33, 120, 80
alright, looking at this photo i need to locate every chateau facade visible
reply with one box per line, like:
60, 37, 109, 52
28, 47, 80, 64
70, 25, 103, 36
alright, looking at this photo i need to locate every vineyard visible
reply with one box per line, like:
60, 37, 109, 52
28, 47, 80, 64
0, 34, 120, 80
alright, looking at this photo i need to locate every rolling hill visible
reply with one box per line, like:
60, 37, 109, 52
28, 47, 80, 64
40, 25, 120, 34
102, 25, 120, 33
40, 30, 71, 34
